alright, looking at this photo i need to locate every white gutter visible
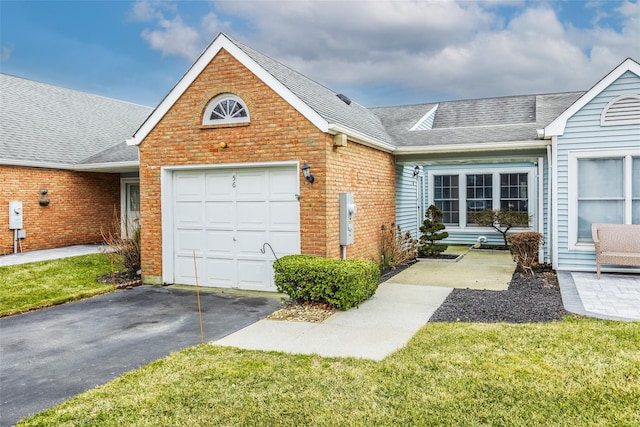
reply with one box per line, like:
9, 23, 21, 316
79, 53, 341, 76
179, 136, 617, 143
1, 159, 76, 170
1, 159, 139, 172
73, 161, 140, 172
327, 123, 396, 153
393, 140, 550, 155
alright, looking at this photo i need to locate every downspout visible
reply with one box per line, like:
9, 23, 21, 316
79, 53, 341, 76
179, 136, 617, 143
537, 156, 545, 264
549, 139, 559, 270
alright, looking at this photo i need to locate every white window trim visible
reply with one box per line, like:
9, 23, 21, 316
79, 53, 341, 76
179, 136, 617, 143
427, 167, 536, 232
202, 94, 250, 125
567, 148, 640, 251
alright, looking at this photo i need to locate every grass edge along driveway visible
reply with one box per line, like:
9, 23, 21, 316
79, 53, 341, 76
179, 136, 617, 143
19, 317, 640, 426
0, 254, 116, 317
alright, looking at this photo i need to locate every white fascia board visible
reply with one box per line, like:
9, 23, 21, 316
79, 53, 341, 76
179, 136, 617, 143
393, 140, 550, 155
128, 33, 329, 146
73, 161, 140, 172
544, 58, 640, 138
1, 159, 75, 170
327, 123, 396, 153
1, 158, 139, 173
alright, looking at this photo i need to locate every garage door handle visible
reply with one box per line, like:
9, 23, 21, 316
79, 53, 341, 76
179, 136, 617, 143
233, 237, 237, 242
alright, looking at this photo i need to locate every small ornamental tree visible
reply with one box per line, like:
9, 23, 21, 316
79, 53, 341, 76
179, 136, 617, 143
467, 209, 529, 247
418, 205, 449, 257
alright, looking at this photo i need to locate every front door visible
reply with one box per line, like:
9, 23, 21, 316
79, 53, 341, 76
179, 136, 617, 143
124, 181, 140, 238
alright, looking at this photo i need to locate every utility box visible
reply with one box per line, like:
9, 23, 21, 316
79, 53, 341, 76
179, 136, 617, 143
9, 201, 23, 230
339, 193, 357, 246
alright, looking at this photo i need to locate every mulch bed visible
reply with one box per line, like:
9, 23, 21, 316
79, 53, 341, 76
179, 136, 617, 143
429, 264, 569, 323
97, 269, 142, 289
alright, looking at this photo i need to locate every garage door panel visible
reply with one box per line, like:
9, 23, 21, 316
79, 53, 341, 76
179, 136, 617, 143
175, 202, 203, 226
237, 259, 270, 290
267, 232, 300, 256
175, 174, 204, 200
204, 172, 234, 200
205, 201, 234, 228
175, 229, 205, 253
236, 201, 267, 229
236, 231, 267, 256
205, 258, 234, 287
269, 169, 298, 200
269, 201, 300, 230
174, 255, 205, 285
236, 171, 267, 200
205, 230, 234, 255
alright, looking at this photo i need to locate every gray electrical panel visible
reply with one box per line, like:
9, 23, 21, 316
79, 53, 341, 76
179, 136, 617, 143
339, 193, 357, 245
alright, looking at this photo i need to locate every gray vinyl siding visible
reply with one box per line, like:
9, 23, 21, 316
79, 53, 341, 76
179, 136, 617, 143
395, 164, 420, 238
555, 70, 640, 271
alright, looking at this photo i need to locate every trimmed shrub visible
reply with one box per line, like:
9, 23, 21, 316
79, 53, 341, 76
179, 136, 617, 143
380, 223, 417, 270
274, 255, 380, 311
418, 205, 449, 257
507, 231, 544, 274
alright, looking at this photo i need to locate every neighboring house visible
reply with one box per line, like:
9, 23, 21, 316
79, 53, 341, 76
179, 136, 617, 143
3, 33, 638, 288
0, 74, 153, 254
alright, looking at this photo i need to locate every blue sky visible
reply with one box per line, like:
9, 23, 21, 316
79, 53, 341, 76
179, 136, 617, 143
1, 1, 639, 108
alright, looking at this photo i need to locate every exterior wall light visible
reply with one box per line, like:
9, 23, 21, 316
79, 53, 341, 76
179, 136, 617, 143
39, 188, 50, 206
413, 165, 421, 179
301, 163, 315, 184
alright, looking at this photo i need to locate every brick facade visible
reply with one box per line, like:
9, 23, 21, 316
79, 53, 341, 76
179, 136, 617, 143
0, 165, 121, 254
138, 49, 396, 283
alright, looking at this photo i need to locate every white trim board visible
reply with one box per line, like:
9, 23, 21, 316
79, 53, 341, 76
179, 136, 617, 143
544, 58, 640, 137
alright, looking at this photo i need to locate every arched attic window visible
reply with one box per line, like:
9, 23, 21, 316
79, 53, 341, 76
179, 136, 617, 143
600, 94, 640, 126
203, 94, 250, 125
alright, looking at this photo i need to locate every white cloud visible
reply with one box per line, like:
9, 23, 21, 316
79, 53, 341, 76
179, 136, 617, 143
131, 0, 640, 105
132, 0, 230, 60
1, 44, 13, 62
141, 15, 202, 59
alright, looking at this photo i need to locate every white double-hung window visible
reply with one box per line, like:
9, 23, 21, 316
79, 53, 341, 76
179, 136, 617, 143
430, 168, 534, 228
569, 149, 640, 249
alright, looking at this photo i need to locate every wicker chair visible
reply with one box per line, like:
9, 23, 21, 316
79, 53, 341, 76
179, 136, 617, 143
592, 224, 640, 279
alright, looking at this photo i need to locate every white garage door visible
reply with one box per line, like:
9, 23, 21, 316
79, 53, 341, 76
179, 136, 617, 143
172, 166, 300, 291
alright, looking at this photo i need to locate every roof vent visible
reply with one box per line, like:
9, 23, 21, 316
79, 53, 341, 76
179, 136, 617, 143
336, 93, 351, 105
600, 94, 640, 126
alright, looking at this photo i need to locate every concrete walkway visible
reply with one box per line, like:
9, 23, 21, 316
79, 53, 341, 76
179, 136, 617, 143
0, 244, 107, 267
215, 283, 453, 360
215, 248, 515, 360
385, 247, 515, 290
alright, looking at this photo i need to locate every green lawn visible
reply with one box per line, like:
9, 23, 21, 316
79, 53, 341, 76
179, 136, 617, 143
19, 318, 640, 426
0, 254, 117, 317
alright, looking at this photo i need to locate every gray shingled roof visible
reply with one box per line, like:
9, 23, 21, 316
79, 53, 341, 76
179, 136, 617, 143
0, 74, 152, 168
225, 34, 395, 146
371, 92, 584, 147
1, 43, 587, 167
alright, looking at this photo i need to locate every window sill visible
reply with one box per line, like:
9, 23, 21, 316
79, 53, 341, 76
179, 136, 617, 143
569, 242, 595, 252
200, 122, 250, 130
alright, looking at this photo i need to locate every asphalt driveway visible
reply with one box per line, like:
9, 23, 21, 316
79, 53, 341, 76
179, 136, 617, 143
0, 285, 282, 426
